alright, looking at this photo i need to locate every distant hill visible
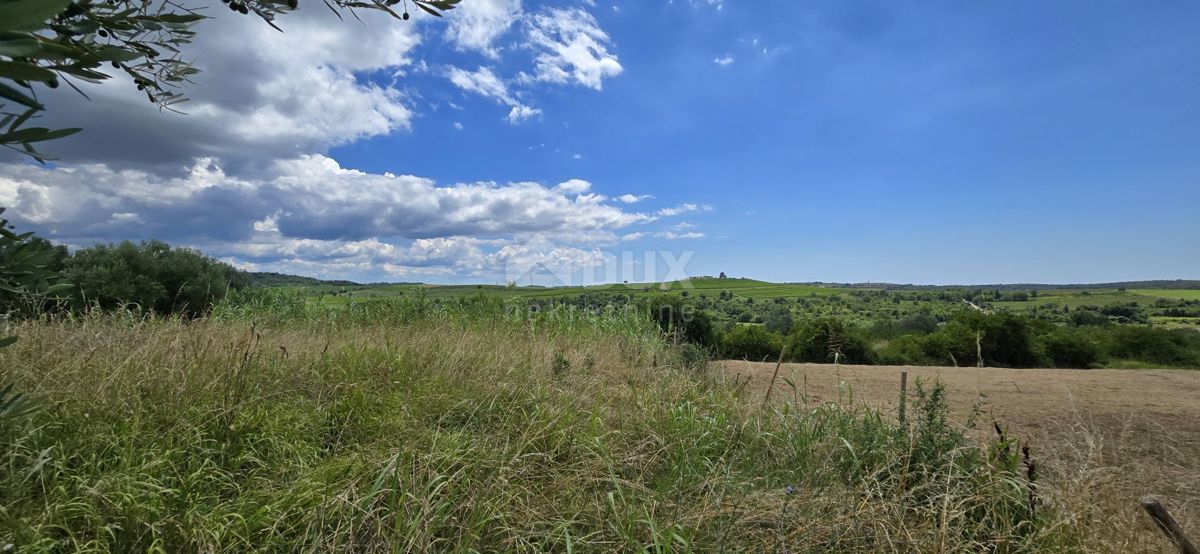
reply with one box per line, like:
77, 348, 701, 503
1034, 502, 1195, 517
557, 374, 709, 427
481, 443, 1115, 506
247, 271, 1200, 293
834, 280, 1200, 291
246, 272, 361, 288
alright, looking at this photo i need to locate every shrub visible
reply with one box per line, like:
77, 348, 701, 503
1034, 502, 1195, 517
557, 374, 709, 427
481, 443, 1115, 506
763, 309, 794, 334
943, 312, 1042, 368
639, 295, 717, 346
875, 334, 931, 365
1042, 328, 1102, 368
719, 324, 783, 361
0, 210, 70, 320
1105, 326, 1200, 367
787, 318, 874, 364
65, 240, 247, 316
1069, 309, 1110, 327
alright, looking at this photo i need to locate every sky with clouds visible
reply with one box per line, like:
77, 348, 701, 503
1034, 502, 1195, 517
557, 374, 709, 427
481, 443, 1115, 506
1, 0, 1198, 285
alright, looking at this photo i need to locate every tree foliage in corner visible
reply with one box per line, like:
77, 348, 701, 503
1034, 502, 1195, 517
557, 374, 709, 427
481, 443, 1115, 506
0, 0, 461, 161
0, 208, 71, 348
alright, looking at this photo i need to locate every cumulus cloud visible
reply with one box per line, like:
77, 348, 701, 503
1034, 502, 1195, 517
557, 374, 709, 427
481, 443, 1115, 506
554, 179, 592, 194
656, 231, 706, 240
446, 66, 542, 124
447, 66, 514, 104
507, 105, 543, 123
9, 7, 422, 172
656, 203, 714, 217
616, 194, 653, 204
714, 54, 735, 66
520, 8, 623, 90
443, 0, 522, 58
0, 2, 650, 281
0, 157, 709, 279
0, 156, 655, 242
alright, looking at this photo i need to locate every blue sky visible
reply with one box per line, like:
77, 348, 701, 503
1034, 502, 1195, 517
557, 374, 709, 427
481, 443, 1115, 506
1, 0, 1197, 284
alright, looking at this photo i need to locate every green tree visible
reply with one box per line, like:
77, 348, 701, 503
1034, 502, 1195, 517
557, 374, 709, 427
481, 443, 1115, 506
641, 295, 716, 346
763, 309, 793, 334
0, 0, 459, 160
1042, 328, 1101, 369
787, 318, 874, 365
0, 208, 71, 347
719, 324, 783, 361
65, 239, 247, 316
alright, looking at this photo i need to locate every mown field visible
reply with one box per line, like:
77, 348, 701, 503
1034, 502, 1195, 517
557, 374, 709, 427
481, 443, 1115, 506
1, 297, 1191, 552
1135, 289, 1200, 301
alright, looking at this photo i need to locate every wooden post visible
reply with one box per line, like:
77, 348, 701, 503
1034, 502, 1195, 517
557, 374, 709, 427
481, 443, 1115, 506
1142, 496, 1199, 554
976, 331, 984, 368
898, 371, 909, 426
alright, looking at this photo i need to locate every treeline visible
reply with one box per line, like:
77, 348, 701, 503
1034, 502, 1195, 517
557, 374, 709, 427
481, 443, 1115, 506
1, 236, 246, 318
715, 311, 1200, 370
246, 272, 360, 288
837, 280, 1200, 291
489, 291, 1200, 369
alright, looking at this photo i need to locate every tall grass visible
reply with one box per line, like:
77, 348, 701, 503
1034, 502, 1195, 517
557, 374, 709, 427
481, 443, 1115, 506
0, 306, 1123, 551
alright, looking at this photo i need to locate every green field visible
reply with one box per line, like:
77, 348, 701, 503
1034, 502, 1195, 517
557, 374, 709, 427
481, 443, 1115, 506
1151, 316, 1200, 328
309, 277, 855, 305
1134, 289, 1200, 301
282, 278, 1200, 334
992, 290, 1160, 309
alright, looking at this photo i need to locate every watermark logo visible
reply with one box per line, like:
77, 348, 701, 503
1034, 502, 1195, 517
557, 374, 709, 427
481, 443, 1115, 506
502, 248, 697, 288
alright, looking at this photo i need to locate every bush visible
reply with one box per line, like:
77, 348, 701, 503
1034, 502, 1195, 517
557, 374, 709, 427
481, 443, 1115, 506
1042, 328, 1102, 368
65, 240, 247, 316
787, 318, 874, 364
0, 211, 70, 320
897, 314, 939, 334
1105, 326, 1200, 367
876, 334, 931, 365
941, 312, 1043, 368
641, 295, 717, 346
1070, 310, 1110, 327
763, 309, 794, 334
719, 324, 783, 361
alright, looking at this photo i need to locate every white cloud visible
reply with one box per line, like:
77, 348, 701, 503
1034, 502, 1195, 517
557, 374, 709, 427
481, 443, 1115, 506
714, 54, 735, 66
447, 66, 542, 125
656, 231, 706, 240
621, 232, 646, 241
22, 7, 422, 171
520, 8, 623, 90
447, 66, 514, 104
656, 203, 713, 217
0, 3, 639, 281
0, 158, 680, 279
554, 179, 592, 194
507, 105, 543, 123
443, 0, 522, 58
616, 194, 653, 204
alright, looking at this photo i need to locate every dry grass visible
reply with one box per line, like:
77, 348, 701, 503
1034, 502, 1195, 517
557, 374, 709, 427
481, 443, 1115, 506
0, 315, 1177, 551
727, 360, 1200, 552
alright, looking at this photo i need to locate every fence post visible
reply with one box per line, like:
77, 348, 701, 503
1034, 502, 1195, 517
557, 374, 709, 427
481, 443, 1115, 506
898, 371, 908, 426
1142, 496, 1199, 554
